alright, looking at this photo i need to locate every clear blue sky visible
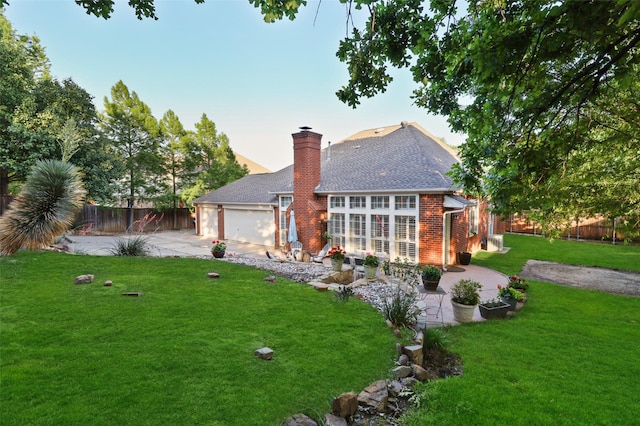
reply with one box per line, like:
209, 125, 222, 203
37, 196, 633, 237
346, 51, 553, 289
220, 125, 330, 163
5, 0, 465, 172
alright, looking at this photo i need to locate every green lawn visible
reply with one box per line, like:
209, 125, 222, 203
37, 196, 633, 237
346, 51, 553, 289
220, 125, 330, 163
0, 253, 397, 425
403, 234, 640, 425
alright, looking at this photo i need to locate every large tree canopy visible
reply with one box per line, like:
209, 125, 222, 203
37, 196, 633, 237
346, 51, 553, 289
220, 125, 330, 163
12, 0, 639, 236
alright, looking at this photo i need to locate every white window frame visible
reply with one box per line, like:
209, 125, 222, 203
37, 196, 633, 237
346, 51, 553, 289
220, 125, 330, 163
469, 202, 479, 236
279, 196, 292, 245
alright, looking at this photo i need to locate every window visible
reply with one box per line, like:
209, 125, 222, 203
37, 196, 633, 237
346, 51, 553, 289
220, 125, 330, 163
349, 214, 367, 252
469, 203, 479, 236
395, 216, 416, 259
328, 213, 345, 248
370, 214, 389, 254
395, 196, 416, 210
371, 196, 389, 209
279, 196, 292, 245
330, 196, 345, 209
349, 196, 366, 209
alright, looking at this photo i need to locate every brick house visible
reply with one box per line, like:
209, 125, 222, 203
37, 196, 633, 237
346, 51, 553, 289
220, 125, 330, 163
194, 122, 493, 267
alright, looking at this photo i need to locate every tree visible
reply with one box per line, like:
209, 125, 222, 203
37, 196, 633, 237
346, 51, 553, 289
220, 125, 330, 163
101, 80, 165, 228
180, 114, 248, 205
159, 109, 189, 227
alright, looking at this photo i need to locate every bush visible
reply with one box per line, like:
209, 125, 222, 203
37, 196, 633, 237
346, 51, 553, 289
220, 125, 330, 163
450, 279, 482, 306
382, 289, 418, 327
422, 265, 443, 281
423, 327, 449, 351
109, 236, 151, 256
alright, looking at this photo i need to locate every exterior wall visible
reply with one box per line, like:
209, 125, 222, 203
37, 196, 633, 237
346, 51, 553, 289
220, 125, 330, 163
418, 194, 445, 265
292, 130, 324, 254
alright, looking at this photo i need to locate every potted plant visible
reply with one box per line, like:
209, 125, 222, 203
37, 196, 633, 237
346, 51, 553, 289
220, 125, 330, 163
498, 284, 525, 311
211, 240, 227, 258
363, 253, 379, 279
508, 275, 529, 292
327, 245, 346, 271
421, 265, 443, 291
478, 298, 511, 319
450, 279, 482, 323
457, 251, 472, 265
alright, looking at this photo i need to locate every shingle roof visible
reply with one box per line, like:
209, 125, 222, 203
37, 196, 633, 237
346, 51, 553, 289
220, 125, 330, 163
194, 122, 460, 205
317, 122, 459, 193
193, 166, 292, 205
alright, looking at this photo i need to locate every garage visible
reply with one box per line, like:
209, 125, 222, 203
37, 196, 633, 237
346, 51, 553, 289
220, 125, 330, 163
223, 206, 276, 246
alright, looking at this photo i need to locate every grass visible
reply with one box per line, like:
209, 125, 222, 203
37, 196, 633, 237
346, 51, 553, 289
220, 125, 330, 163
0, 253, 398, 425
402, 234, 640, 425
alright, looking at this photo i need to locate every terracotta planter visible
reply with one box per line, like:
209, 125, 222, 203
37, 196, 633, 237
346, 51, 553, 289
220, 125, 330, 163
212, 250, 225, 259
331, 258, 343, 271
451, 300, 477, 323
364, 265, 377, 279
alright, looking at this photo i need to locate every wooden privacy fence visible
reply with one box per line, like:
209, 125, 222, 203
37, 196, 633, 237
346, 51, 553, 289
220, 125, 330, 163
495, 213, 635, 243
73, 205, 194, 234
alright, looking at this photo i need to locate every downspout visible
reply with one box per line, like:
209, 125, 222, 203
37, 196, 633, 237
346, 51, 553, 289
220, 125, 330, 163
442, 207, 467, 271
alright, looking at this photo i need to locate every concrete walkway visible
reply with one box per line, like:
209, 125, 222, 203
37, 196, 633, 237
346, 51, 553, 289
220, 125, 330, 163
65, 230, 507, 325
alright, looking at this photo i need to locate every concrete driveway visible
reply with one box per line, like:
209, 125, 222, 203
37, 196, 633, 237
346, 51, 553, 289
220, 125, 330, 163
65, 230, 272, 259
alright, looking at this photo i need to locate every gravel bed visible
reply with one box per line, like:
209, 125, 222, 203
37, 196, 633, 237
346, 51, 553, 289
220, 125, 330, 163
219, 256, 330, 283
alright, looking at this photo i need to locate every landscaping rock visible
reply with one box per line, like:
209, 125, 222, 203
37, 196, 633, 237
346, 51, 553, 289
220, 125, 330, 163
332, 392, 358, 418
397, 354, 410, 366
321, 270, 353, 285
403, 345, 423, 366
74, 274, 94, 284
387, 380, 404, 397
254, 347, 273, 360
103, 280, 113, 286
283, 413, 318, 426
392, 366, 412, 379
207, 272, 220, 279
323, 413, 347, 426
264, 275, 277, 283
412, 364, 430, 381
357, 380, 388, 412
401, 377, 419, 388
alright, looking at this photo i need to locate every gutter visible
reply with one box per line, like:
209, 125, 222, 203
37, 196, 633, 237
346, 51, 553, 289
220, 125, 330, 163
442, 206, 467, 271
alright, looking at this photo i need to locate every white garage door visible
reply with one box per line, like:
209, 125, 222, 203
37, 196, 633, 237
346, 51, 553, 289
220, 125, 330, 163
224, 207, 275, 246
199, 205, 219, 238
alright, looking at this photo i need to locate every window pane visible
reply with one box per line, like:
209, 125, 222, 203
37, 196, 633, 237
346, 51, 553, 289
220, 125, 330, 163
349, 214, 367, 251
370, 214, 389, 254
371, 196, 389, 209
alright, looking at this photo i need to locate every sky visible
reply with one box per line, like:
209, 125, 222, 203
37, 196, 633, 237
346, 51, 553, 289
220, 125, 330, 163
5, 0, 465, 172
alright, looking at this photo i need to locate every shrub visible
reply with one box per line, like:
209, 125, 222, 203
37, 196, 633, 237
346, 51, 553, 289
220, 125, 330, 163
109, 236, 151, 256
334, 285, 354, 303
450, 279, 482, 306
382, 289, 418, 327
421, 265, 443, 281
423, 327, 449, 351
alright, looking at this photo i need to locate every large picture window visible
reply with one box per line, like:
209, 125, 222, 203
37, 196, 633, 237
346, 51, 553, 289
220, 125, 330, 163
328, 213, 345, 248
395, 215, 416, 259
370, 214, 389, 254
349, 214, 367, 252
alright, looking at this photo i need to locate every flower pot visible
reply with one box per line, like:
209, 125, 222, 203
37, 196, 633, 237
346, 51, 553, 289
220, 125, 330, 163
331, 258, 343, 272
423, 278, 440, 292
364, 265, 377, 280
212, 250, 225, 259
501, 296, 517, 311
479, 302, 510, 319
451, 300, 477, 323
458, 251, 472, 265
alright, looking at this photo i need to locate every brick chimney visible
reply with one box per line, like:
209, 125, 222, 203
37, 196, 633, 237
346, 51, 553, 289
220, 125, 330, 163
292, 128, 323, 253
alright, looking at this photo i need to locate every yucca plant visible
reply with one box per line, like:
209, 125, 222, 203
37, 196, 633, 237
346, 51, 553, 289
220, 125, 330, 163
109, 236, 151, 256
0, 160, 86, 255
